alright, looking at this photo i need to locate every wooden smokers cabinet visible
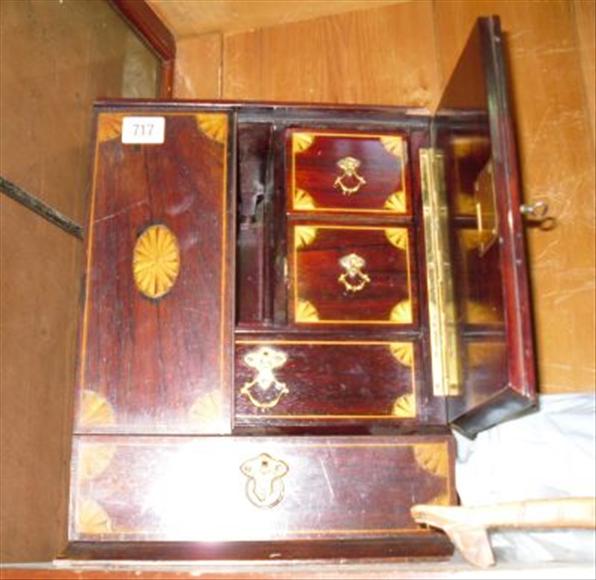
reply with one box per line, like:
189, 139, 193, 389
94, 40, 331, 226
66, 18, 536, 560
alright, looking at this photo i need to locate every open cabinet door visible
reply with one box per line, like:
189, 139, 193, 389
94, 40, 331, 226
433, 16, 537, 436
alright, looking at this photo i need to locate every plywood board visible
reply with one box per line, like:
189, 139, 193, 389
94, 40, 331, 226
434, 0, 595, 393
174, 33, 222, 98
0, 197, 81, 562
573, 0, 595, 145
149, 0, 410, 38
222, 0, 438, 107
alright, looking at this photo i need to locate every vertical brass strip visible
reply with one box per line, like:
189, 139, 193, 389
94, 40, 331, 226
420, 149, 460, 397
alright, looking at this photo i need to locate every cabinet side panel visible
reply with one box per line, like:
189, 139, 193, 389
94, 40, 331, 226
75, 111, 233, 434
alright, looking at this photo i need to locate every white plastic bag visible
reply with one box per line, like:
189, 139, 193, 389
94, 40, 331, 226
454, 394, 596, 563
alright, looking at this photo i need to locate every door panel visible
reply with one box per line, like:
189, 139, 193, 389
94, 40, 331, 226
74, 109, 235, 435
433, 17, 537, 435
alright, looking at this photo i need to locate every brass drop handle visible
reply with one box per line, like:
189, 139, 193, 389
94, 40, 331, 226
241, 346, 289, 410
338, 253, 371, 293
334, 156, 366, 196
520, 200, 556, 230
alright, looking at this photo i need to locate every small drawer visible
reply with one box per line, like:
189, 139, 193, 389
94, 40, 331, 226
235, 340, 419, 422
70, 434, 455, 545
289, 223, 417, 325
288, 130, 410, 215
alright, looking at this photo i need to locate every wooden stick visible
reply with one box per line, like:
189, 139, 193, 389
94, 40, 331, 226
411, 497, 596, 568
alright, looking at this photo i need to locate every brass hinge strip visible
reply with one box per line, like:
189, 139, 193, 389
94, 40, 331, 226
420, 149, 461, 397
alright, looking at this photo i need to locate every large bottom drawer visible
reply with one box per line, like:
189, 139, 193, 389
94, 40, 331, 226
68, 434, 455, 557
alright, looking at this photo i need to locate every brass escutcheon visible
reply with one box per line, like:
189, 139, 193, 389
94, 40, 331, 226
338, 253, 371, 293
334, 156, 366, 196
240, 453, 289, 508
241, 346, 289, 409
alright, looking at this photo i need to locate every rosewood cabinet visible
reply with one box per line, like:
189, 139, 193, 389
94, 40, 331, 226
65, 17, 536, 560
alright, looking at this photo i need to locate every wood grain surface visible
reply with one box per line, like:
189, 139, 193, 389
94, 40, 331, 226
76, 111, 233, 435
435, 17, 537, 433
149, 0, 410, 38
234, 340, 419, 423
573, 0, 595, 144
68, 434, 455, 544
221, 1, 437, 107
289, 224, 416, 326
173, 33, 222, 99
289, 131, 409, 215
0, 197, 78, 563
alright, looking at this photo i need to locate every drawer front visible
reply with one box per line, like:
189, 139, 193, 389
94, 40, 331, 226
290, 224, 416, 325
70, 435, 455, 542
289, 130, 410, 215
235, 340, 419, 422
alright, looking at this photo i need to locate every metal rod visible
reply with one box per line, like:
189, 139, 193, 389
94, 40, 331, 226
0, 176, 83, 239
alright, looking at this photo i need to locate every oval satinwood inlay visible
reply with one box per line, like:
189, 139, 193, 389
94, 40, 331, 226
133, 224, 181, 299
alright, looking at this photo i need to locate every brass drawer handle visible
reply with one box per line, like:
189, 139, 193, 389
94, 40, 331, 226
241, 347, 289, 409
240, 453, 289, 508
338, 253, 371, 293
334, 156, 366, 196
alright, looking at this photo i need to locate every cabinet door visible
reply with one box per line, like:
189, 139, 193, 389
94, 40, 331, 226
74, 108, 234, 435
434, 17, 536, 435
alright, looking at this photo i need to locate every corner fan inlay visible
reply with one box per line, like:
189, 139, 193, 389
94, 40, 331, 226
133, 224, 180, 299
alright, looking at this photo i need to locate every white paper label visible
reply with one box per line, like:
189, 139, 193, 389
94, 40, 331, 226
122, 116, 165, 144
